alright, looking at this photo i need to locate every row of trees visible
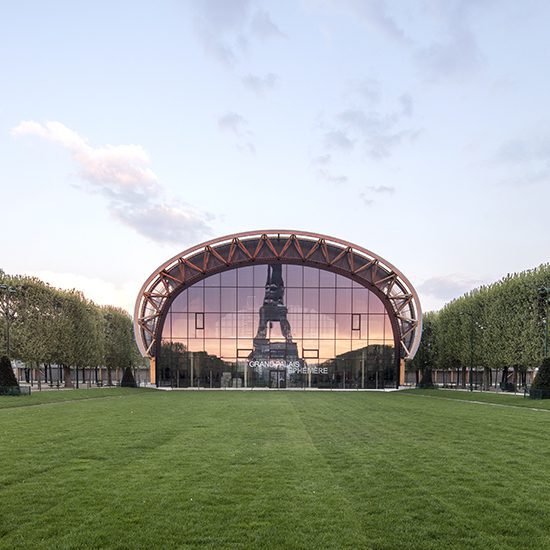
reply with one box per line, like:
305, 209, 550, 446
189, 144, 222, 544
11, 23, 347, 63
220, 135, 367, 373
0, 270, 144, 387
410, 264, 550, 389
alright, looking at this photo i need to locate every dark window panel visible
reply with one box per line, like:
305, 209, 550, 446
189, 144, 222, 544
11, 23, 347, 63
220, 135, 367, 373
352, 313, 361, 331
195, 312, 204, 330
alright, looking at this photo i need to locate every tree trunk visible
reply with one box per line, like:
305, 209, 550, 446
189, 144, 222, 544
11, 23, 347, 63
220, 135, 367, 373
63, 365, 73, 388
107, 366, 113, 386
461, 366, 467, 388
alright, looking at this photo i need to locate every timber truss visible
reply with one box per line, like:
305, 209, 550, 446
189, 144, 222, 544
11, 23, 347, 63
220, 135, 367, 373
134, 230, 422, 360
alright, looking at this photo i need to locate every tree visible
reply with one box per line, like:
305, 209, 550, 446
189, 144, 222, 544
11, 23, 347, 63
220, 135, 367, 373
0, 355, 19, 392
410, 312, 437, 388
120, 366, 137, 387
530, 357, 550, 398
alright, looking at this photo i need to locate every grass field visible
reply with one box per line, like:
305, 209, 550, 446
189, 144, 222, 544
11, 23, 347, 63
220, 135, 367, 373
1, 388, 550, 549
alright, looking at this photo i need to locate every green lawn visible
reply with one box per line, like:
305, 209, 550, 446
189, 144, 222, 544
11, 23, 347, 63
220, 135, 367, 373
1, 389, 550, 549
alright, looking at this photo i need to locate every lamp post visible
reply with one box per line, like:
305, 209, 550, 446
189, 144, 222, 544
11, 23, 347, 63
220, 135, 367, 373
0, 284, 17, 358
539, 287, 550, 359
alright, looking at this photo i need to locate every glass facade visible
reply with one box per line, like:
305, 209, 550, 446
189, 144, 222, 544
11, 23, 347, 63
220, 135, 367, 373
157, 264, 397, 388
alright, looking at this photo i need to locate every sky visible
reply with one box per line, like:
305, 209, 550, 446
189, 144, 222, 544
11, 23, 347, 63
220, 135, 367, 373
1, 0, 550, 314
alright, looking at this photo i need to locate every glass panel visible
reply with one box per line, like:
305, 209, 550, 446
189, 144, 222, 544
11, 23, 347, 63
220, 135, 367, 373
385, 315, 393, 342
172, 313, 187, 339
336, 274, 352, 288
304, 267, 319, 287
319, 288, 335, 313
286, 288, 302, 312
237, 314, 255, 338
204, 338, 220, 356
369, 293, 385, 314
220, 313, 236, 338
171, 290, 188, 312
369, 315, 385, 340
204, 313, 220, 338
336, 339, 351, 355
287, 314, 302, 339
204, 273, 221, 287
253, 287, 266, 310
319, 313, 335, 339
352, 288, 369, 313
221, 339, 237, 357
162, 313, 171, 339
204, 287, 220, 312
237, 287, 254, 312
303, 288, 319, 313
336, 314, 351, 338
319, 340, 335, 358
221, 288, 236, 312
303, 314, 319, 338
319, 270, 335, 287
237, 266, 254, 286
188, 338, 204, 352
254, 264, 269, 286
220, 269, 237, 286
336, 288, 352, 313
188, 287, 203, 311
286, 265, 302, 287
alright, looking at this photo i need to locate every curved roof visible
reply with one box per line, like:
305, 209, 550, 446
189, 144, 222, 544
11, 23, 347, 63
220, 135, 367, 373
134, 230, 422, 360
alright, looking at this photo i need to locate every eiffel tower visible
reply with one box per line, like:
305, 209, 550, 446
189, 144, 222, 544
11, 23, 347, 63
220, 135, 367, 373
250, 264, 300, 362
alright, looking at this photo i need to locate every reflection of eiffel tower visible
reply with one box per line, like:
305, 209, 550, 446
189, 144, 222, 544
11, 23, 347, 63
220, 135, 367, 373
250, 264, 299, 361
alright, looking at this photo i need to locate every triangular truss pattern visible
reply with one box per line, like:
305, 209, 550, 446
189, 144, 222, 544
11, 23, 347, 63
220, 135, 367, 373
134, 231, 422, 360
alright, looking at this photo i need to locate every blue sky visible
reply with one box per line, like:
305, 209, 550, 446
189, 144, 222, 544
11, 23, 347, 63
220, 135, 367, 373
1, 0, 550, 313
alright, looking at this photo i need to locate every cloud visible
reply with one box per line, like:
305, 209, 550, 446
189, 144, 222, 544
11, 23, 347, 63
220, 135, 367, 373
250, 9, 285, 39
217, 111, 255, 153
327, 93, 418, 159
359, 193, 375, 206
365, 185, 395, 194
192, 1, 282, 66
324, 129, 355, 151
111, 203, 212, 246
241, 72, 278, 95
12, 120, 212, 245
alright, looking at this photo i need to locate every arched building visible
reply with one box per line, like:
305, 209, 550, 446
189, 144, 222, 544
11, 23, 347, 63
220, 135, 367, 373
134, 230, 422, 389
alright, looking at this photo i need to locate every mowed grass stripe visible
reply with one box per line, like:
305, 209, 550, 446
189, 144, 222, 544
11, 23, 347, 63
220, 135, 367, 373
0, 392, 369, 549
